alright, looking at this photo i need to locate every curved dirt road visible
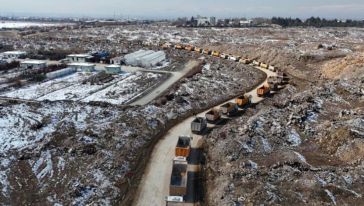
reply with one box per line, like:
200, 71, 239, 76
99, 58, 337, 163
133, 66, 277, 206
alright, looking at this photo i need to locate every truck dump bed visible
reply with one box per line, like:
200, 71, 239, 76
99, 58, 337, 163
170, 161, 188, 196
191, 117, 207, 134
257, 85, 270, 97
175, 136, 191, 157
205, 109, 221, 122
235, 95, 250, 107
220, 102, 238, 115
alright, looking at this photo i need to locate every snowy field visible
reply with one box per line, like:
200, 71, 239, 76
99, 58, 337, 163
1, 72, 164, 104
0, 21, 74, 29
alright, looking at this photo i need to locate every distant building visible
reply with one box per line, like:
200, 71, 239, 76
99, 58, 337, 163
1, 51, 27, 59
66, 54, 93, 63
68, 62, 95, 72
110, 56, 124, 65
105, 65, 122, 74
240, 20, 253, 27
20, 60, 47, 70
209, 17, 216, 26
124, 50, 166, 68
46, 67, 77, 80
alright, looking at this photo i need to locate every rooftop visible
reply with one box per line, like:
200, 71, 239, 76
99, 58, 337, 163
21, 60, 46, 64
68, 62, 95, 67
67, 54, 93, 58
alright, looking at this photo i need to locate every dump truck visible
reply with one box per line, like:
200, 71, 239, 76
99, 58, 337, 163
268, 65, 278, 72
220, 53, 228, 59
170, 159, 188, 196
161, 43, 172, 49
253, 60, 261, 66
257, 85, 270, 97
229, 55, 240, 62
268, 77, 279, 91
175, 136, 191, 157
175, 44, 184, 49
212, 51, 220, 57
205, 109, 221, 122
203, 49, 212, 55
277, 72, 289, 83
191, 117, 207, 134
165, 196, 184, 205
239, 58, 252, 64
220, 102, 238, 116
235, 95, 251, 107
260, 63, 269, 69
194, 47, 202, 53
185, 45, 194, 51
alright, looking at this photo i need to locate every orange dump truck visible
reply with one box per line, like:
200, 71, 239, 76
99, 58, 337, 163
185, 45, 194, 51
175, 136, 191, 157
205, 109, 221, 122
235, 95, 251, 107
257, 85, 270, 97
194, 47, 202, 53
175, 44, 184, 49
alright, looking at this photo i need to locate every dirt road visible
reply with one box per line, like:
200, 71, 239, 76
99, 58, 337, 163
131, 60, 200, 106
133, 66, 277, 206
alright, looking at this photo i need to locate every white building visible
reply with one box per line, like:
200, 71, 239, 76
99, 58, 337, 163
66, 54, 93, 63
20, 60, 47, 70
124, 50, 166, 68
105, 65, 122, 74
46, 67, 77, 80
1, 51, 27, 59
68, 63, 95, 72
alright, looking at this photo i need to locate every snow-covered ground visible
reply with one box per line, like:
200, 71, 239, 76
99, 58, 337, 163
0, 21, 73, 29
1, 72, 164, 105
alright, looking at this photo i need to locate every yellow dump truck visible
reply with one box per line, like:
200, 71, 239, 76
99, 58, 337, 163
260, 63, 269, 69
235, 95, 251, 107
212, 51, 220, 57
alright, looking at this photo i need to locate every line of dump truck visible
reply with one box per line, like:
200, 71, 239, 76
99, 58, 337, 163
163, 43, 290, 205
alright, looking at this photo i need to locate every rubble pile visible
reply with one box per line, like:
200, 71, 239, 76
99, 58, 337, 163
205, 76, 364, 205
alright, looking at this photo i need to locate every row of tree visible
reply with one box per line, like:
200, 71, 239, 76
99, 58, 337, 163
271, 17, 364, 28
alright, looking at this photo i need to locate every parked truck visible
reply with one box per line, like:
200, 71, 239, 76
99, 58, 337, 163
191, 117, 207, 134
212, 51, 220, 57
220, 53, 228, 59
268, 65, 278, 72
260, 63, 269, 69
253, 60, 261, 66
220, 102, 238, 116
175, 136, 191, 157
170, 159, 188, 196
268, 77, 279, 91
203, 49, 212, 55
257, 85, 270, 97
229, 55, 240, 62
235, 95, 251, 107
194, 47, 202, 53
175, 44, 184, 50
239, 58, 252, 64
205, 109, 221, 123
185, 45, 194, 51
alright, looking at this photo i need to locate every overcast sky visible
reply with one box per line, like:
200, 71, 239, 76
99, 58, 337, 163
0, 0, 364, 19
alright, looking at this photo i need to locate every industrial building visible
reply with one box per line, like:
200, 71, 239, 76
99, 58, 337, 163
105, 65, 122, 74
124, 50, 166, 68
68, 62, 95, 72
66, 54, 93, 63
20, 60, 47, 70
46, 67, 77, 80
